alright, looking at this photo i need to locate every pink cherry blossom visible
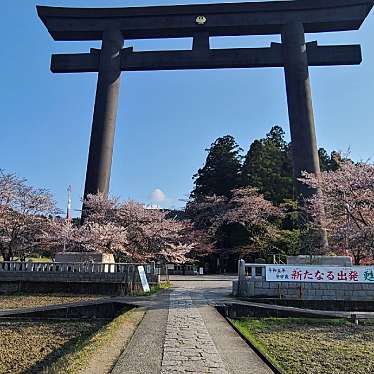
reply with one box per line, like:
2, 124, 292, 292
300, 160, 374, 264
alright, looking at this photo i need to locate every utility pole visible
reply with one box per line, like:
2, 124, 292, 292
66, 185, 72, 225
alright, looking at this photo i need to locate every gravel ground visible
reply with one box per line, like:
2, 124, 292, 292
0, 294, 103, 310
234, 318, 374, 374
0, 320, 104, 374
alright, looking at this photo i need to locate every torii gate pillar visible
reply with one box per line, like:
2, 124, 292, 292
282, 21, 328, 250
83, 29, 123, 200
282, 22, 320, 198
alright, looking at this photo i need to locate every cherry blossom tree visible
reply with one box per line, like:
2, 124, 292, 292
301, 160, 374, 264
215, 187, 281, 230
187, 187, 282, 259
0, 170, 60, 261
185, 194, 228, 233
215, 188, 282, 258
53, 193, 211, 263
43, 219, 130, 259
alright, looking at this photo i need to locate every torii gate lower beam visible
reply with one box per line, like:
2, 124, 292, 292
52, 42, 361, 73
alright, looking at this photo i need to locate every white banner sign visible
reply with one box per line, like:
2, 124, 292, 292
138, 265, 150, 292
265, 265, 374, 283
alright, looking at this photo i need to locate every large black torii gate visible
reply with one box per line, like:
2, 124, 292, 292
37, 0, 373, 215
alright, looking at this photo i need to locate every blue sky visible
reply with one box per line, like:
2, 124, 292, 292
1, 0, 374, 214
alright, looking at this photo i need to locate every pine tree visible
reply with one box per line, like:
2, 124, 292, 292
241, 126, 294, 204
318, 148, 330, 172
318, 148, 343, 172
191, 136, 242, 200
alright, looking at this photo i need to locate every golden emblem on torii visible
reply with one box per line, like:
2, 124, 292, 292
195, 16, 207, 25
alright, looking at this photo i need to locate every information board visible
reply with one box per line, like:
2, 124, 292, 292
265, 265, 374, 283
137, 265, 150, 292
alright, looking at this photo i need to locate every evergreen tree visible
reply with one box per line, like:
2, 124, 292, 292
329, 151, 343, 171
318, 148, 331, 172
191, 136, 242, 200
318, 148, 341, 172
241, 126, 294, 204
242, 127, 342, 204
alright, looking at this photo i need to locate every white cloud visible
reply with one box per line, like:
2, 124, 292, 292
150, 188, 166, 203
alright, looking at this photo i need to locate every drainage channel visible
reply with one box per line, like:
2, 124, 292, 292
0, 300, 134, 320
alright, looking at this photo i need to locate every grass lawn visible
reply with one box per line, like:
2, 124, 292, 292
0, 294, 104, 310
232, 318, 374, 374
0, 306, 142, 374
133, 281, 172, 296
46, 307, 144, 374
0, 319, 105, 374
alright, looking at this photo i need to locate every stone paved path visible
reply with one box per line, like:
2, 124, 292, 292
111, 275, 273, 374
161, 289, 227, 374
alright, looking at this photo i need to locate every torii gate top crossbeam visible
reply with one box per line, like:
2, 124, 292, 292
37, 0, 374, 41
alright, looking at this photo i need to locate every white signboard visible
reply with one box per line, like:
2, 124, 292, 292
137, 265, 150, 292
265, 265, 374, 283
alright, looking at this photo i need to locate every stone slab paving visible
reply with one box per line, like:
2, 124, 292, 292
197, 304, 273, 374
112, 276, 273, 374
111, 291, 170, 374
161, 289, 227, 374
